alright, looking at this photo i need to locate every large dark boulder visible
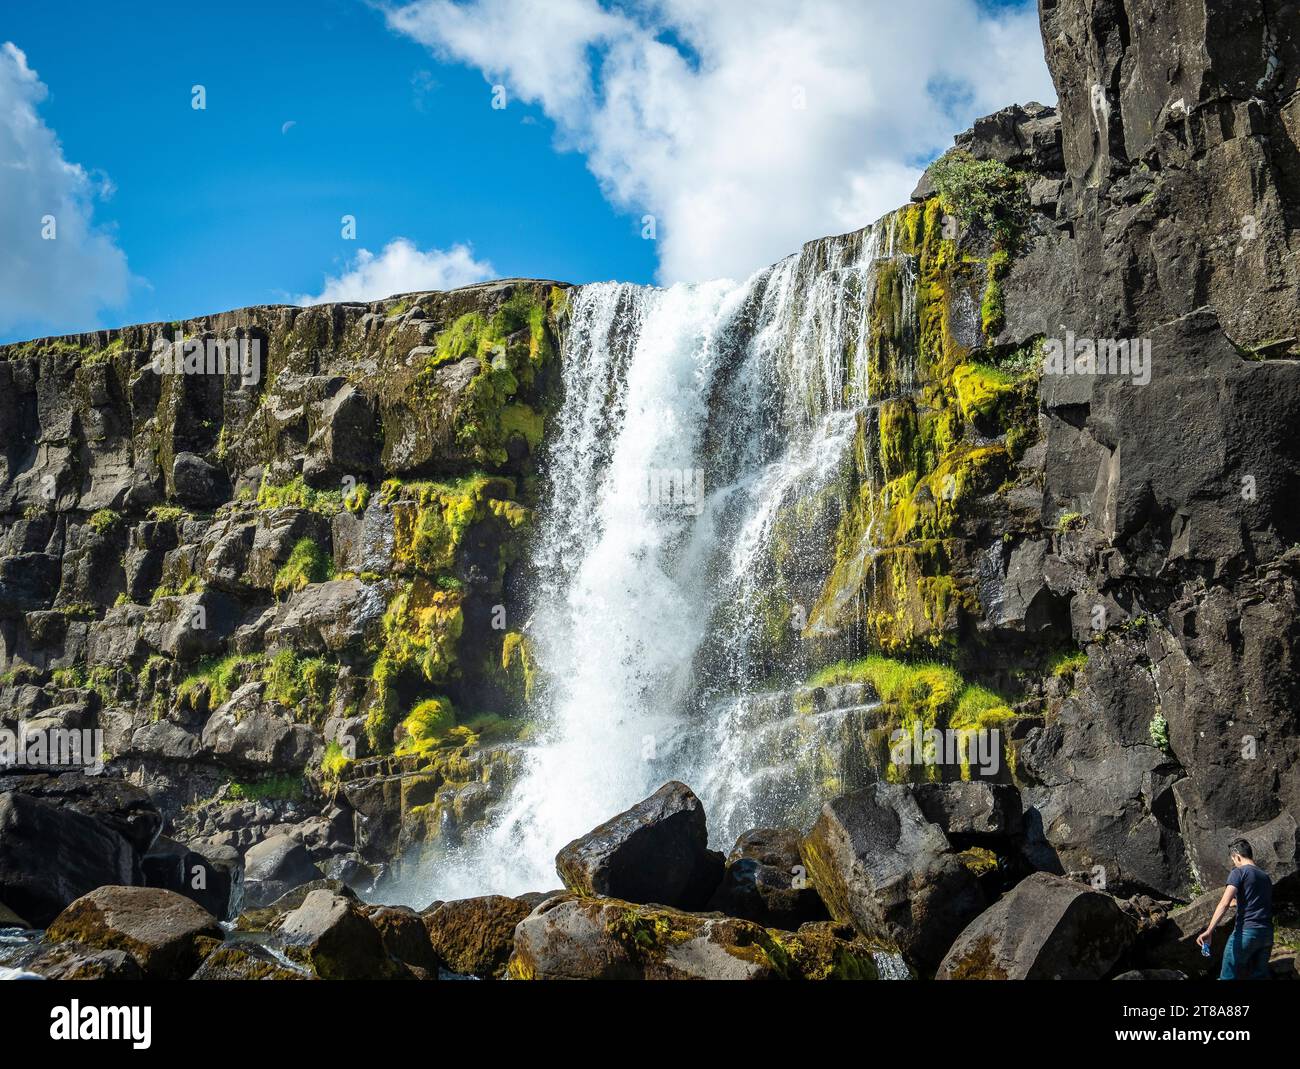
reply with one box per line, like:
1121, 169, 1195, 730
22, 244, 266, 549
936, 872, 1136, 980
44, 886, 223, 980
0, 790, 138, 927
801, 783, 989, 974
142, 835, 243, 920
707, 828, 829, 929
242, 833, 323, 908
912, 782, 1023, 839
555, 781, 724, 910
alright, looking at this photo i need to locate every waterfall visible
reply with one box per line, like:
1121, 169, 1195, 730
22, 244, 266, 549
416, 214, 915, 901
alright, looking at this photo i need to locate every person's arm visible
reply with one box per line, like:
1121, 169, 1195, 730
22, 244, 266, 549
1196, 884, 1236, 946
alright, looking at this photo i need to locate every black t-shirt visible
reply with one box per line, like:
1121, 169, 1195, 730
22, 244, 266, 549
1227, 864, 1273, 929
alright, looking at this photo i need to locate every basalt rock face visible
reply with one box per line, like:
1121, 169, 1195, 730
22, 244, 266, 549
0, 0, 1297, 968
986, 0, 1300, 899
0, 281, 567, 895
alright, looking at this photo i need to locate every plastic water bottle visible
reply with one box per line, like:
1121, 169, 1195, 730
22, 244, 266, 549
1201, 941, 1212, 958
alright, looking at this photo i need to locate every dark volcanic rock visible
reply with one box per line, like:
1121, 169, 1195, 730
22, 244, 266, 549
241, 833, 323, 908
44, 885, 223, 980
707, 827, 829, 928
142, 835, 243, 920
0, 789, 139, 927
507, 893, 883, 981
801, 783, 989, 974
555, 781, 725, 910
936, 873, 1136, 980
277, 888, 409, 980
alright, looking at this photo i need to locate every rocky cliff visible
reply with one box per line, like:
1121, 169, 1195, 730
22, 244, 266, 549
0, 0, 1297, 980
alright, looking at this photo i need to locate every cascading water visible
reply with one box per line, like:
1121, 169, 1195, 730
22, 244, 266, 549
416, 214, 916, 901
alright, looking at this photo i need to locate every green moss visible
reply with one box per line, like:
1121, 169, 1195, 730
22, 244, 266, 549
263, 649, 334, 713
148, 505, 186, 524
320, 740, 352, 781
177, 654, 263, 711
501, 630, 536, 705
384, 474, 524, 575
257, 476, 344, 515
273, 538, 334, 596
809, 654, 1015, 780
367, 578, 464, 750
1047, 649, 1089, 679
87, 509, 122, 535
414, 289, 556, 467
395, 696, 456, 756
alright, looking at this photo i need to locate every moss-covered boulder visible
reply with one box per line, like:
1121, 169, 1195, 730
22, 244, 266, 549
44, 886, 223, 979
507, 894, 885, 980
421, 893, 535, 978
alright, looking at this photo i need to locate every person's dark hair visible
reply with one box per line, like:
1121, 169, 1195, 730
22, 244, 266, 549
1228, 838, 1253, 860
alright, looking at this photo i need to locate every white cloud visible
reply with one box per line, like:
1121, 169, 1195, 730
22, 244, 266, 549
295, 238, 495, 305
383, 0, 1056, 283
0, 42, 130, 338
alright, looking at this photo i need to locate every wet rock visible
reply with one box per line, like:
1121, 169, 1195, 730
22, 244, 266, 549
364, 904, 440, 974
555, 781, 725, 910
44, 886, 223, 980
23, 942, 145, 980
421, 894, 533, 978
707, 827, 829, 929
936, 873, 1136, 980
189, 942, 310, 980
802, 783, 989, 974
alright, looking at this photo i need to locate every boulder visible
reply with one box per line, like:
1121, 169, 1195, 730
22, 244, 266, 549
22, 942, 145, 980
242, 834, 323, 908
277, 889, 409, 980
189, 943, 310, 980
364, 904, 440, 974
421, 894, 533, 978
142, 835, 243, 920
44, 886, 223, 980
0, 790, 138, 927
801, 783, 989, 974
507, 894, 884, 980
936, 873, 1136, 980
706, 828, 829, 928
555, 781, 724, 909
912, 782, 1023, 838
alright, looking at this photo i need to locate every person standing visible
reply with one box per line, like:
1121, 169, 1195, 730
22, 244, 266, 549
1196, 838, 1274, 979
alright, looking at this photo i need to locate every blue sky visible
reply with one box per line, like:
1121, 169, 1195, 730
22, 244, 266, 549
0, 0, 1053, 342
